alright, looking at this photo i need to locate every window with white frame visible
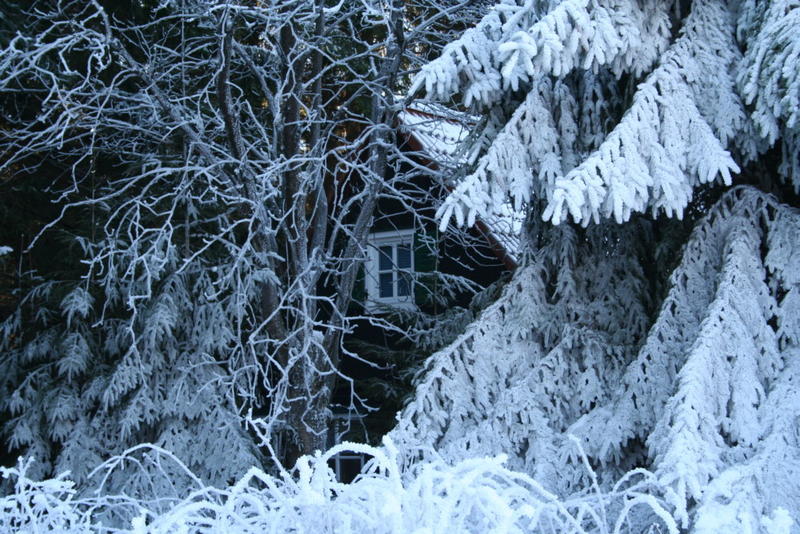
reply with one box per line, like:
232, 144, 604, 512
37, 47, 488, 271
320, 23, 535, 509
366, 229, 415, 311
326, 411, 370, 484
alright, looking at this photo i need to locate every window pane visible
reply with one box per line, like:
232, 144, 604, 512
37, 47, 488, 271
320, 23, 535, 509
397, 244, 411, 269
379, 246, 392, 271
337, 455, 365, 484
379, 272, 393, 298
397, 272, 411, 297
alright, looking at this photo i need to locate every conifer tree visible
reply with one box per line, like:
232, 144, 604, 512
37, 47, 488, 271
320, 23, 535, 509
393, 0, 800, 530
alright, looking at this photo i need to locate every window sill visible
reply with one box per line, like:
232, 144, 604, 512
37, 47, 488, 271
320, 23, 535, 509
364, 298, 417, 313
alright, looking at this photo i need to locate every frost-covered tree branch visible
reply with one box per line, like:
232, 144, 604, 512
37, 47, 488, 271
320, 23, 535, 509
0, 0, 487, 493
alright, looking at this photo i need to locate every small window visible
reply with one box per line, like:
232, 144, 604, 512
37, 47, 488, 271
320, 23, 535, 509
326, 411, 371, 484
327, 450, 369, 484
366, 229, 415, 311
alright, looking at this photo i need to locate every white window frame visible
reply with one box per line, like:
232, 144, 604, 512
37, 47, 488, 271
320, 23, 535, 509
365, 229, 416, 312
326, 412, 369, 483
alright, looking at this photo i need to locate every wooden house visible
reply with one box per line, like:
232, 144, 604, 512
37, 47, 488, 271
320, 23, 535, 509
327, 103, 523, 481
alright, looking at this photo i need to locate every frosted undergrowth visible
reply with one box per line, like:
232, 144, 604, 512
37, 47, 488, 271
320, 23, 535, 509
0, 438, 681, 534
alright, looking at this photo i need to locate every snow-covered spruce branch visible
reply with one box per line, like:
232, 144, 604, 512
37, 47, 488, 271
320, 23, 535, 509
417, 0, 800, 232
394, 186, 800, 531
737, 0, 800, 188
539, 0, 749, 225
411, 0, 669, 108
430, 0, 756, 231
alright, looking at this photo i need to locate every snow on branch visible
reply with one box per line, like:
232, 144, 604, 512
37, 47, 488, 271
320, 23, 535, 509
737, 0, 800, 189
412, 0, 669, 108
542, 28, 743, 227
0, 438, 681, 533
579, 188, 800, 528
396, 186, 800, 531
497, 0, 669, 86
417, 0, 788, 230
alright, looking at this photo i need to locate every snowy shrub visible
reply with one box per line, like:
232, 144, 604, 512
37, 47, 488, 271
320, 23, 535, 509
0, 439, 684, 534
0, 459, 94, 533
